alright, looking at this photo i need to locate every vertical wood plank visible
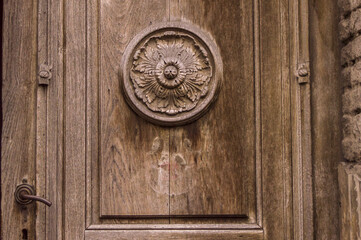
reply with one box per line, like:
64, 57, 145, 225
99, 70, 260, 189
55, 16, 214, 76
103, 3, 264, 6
86, 0, 99, 228
260, 0, 283, 237
45, 0, 64, 239
169, 0, 256, 221
35, 85, 47, 240
36, 0, 50, 238
309, 0, 342, 239
291, 0, 314, 239
1, 0, 38, 239
64, 0, 87, 239
279, 0, 293, 238
99, 0, 170, 217
260, 0, 293, 239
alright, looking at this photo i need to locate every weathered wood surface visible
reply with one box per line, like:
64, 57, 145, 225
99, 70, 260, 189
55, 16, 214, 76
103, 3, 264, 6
64, 0, 87, 239
339, 162, 361, 240
36, 0, 65, 239
98, 0, 257, 222
99, 0, 170, 218
309, 0, 342, 238
86, 223, 261, 230
73, 0, 299, 238
167, 0, 256, 221
85, 229, 264, 240
2, 0, 324, 239
1, 0, 37, 239
260, 0, 295, 238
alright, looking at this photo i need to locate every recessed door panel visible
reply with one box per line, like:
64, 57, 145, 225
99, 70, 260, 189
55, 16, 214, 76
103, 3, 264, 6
98, 0, 256, 222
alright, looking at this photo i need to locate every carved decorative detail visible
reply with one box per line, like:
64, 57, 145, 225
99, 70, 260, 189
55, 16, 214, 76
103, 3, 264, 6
122, 22, 223, 126
38, 64, 52, 85
296, 62, 310, 83
131, 34, 212, 115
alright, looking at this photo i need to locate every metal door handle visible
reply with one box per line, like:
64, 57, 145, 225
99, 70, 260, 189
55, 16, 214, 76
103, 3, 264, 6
15, 184, 52, 207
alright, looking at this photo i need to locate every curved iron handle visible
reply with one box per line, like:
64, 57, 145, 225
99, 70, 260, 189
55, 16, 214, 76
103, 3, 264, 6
15, 184, 52, 207
19, 191, 52, 207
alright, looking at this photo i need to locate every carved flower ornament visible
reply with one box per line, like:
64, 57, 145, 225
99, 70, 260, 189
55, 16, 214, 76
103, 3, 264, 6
131, 35, 212, 115
122, 23, 222, 126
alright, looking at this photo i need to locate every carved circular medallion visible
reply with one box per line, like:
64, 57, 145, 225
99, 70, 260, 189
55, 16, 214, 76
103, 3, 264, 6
121, 22, 223, 126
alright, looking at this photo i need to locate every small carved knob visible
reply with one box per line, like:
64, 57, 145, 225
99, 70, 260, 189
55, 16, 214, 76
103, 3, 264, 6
298, 67, 309, 77
164, 65, 178, 79
38, 64, 52, 85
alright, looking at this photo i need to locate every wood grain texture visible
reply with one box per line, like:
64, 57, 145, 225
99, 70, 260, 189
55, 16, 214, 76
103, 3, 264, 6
339, 163, 361, 240
1, 0, 37, 239
2, 0, 335, 239
168, 0, 257, 221
43, 0, 65, 239
14, 0, 315, 239
64, 0, 87, 239
260, 0, 293, 239
310, 0, 342, 239
290, 0, 314, 239
36, 0, 65, 239
87, 0, 100, 228
85, 229, 264, 240
279, 0, 293, 238
86, 223, 261, 230
99, 0, 170, 217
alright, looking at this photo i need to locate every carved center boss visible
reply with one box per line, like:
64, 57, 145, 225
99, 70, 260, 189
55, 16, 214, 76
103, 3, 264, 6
121, 22, 223, 126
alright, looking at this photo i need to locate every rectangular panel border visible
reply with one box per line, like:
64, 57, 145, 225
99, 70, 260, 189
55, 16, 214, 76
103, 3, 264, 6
85, 0, 263, 229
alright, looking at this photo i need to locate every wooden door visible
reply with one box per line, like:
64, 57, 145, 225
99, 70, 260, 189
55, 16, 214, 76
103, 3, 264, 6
2, 0, 314, 239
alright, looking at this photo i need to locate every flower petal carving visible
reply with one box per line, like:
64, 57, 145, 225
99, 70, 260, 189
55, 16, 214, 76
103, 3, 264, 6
130, 33, 213, 115
122, 23, 222, 126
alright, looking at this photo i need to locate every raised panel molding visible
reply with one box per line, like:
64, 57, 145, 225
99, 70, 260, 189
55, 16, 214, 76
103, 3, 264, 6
97, 0, 259, 221
36, 0, 64, 239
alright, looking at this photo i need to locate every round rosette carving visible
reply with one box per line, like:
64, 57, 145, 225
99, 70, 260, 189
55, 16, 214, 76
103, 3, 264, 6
121, 22, 222, 126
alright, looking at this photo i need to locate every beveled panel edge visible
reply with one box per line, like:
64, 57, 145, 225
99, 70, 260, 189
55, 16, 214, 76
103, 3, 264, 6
253, 0, 263, 228
290, 0, 313, 239
86, 0, 100, 228
86, 223, 262, 230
